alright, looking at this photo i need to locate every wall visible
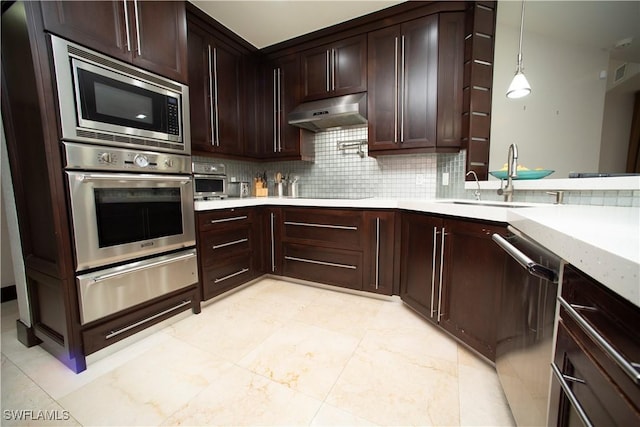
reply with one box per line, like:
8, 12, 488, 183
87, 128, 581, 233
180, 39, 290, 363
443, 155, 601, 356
489, 18, 609, 179
195, 127, 439, 200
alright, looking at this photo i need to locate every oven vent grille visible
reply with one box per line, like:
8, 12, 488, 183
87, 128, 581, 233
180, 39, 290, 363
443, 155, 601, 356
75, 129, 184, 152
66, 45, 183, 93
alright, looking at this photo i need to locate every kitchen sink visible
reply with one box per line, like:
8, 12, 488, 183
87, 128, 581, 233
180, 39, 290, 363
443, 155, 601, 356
437, 200, 533, 208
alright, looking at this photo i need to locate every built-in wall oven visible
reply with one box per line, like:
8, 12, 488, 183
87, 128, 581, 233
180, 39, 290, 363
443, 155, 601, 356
63, 141, 197, 325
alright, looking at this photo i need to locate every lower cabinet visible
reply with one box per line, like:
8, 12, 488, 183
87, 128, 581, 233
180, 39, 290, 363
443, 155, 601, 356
399, 211, 506, 361
548, 265, 640, 426
196, 208, 261, 300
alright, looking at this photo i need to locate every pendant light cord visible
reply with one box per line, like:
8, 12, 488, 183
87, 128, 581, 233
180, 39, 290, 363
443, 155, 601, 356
517, 0, 526, 71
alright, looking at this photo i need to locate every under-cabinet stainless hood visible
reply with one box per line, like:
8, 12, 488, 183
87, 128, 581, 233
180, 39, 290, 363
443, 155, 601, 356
287, 93, 367, 132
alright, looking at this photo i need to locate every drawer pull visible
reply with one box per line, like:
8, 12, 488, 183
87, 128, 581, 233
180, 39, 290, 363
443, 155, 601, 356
559, 297, 640, 384
210, 215, 248, 224
284, 256, 357, 270
214, 268, 249, 284
284, 221, 357, 231
106, 299, 191, 339
212, 238, 248, 250
551, 363, 594, 427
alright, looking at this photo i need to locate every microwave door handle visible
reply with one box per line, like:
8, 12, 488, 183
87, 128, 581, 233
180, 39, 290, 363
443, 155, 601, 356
492, 233, 558, 283
75, 173, 190, 184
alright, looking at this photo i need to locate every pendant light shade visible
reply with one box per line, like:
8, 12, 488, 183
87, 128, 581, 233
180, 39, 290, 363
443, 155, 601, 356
507, 0, 531, 99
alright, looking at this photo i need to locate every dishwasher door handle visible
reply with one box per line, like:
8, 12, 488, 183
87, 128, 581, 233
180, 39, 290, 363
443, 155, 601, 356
492, 233, 558, 283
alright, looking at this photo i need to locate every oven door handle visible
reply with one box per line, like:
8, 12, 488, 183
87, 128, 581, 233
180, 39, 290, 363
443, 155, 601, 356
76, 173, 191, 184
87, 252, 196, 283
492, 233, 558, 283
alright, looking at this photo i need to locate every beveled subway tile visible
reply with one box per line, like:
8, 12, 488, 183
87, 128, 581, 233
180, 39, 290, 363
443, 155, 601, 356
58, 336, 234, 426
238, 320, 360, 400
161, 365, 322, 426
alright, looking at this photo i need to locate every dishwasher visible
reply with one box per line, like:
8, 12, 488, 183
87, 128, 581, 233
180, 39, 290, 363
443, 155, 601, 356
492, 227, 563, 426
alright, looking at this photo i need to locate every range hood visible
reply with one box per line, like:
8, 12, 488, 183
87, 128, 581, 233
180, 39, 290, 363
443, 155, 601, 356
287, 93, 367, 132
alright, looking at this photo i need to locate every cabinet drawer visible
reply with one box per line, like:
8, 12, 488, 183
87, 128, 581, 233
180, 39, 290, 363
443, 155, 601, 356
283, 243, 362, 290
198, 208, 253, 232
282, 208, 363, 250
82, 287, 199, 355
202, 254, 252, 299
199, 226, 251, 266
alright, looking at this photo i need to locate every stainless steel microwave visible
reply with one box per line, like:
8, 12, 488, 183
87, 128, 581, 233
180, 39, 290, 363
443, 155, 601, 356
50, 35, 191, 154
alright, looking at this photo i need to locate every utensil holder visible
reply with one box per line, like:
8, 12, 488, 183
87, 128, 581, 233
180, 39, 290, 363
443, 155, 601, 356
274, 182, 284, 197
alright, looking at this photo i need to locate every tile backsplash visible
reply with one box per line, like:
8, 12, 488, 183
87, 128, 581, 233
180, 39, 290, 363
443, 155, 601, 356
194, 128, 639, 207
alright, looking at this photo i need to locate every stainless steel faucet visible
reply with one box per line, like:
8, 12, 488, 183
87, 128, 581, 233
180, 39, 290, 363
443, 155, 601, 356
497, 143, 518, 202
466, 170, 481, 200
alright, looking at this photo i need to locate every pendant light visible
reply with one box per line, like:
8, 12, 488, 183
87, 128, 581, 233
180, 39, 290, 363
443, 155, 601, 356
506, 0, 531, 98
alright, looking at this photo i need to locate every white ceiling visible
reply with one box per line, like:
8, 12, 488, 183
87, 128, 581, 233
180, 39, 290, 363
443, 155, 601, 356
190, 0, 640, 63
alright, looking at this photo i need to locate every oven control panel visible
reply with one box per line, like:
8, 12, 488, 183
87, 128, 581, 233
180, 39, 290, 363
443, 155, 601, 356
63, 142, 191, 174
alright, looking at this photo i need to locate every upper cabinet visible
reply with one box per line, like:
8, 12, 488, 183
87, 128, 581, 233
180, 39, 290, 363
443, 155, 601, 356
367, 12, 464, 155
187, 18, 243, 156
261, 54, 304, 159
301, 34, 367, 101
40, 0, 188, 83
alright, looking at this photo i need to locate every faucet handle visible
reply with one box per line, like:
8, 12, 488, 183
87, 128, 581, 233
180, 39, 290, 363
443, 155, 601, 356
546, 191, 564, 204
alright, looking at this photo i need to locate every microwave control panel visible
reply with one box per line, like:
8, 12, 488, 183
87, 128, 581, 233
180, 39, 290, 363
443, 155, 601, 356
63, 141, 191, 174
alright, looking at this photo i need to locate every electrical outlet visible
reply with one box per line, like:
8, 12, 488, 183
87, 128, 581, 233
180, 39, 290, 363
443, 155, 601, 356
442, 172, 449, 186
415, 174, 426, 185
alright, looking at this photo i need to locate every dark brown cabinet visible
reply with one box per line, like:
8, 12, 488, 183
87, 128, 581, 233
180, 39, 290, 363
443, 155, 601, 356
400, 211, 505, 360
367, 13, 464, 155
301, 34, 367, 101
188, 18, 243, 156
261, 54, 303, 158
549, 265, 640, 427
263, 207, 283, 275
196, 208, 260, 300
41, 0, 188, 83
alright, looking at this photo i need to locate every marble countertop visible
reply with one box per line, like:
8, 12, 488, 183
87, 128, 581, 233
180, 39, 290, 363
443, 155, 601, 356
195, 197, 640, 307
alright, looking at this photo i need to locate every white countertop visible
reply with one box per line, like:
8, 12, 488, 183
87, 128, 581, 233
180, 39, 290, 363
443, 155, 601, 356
195, 197, 640, 307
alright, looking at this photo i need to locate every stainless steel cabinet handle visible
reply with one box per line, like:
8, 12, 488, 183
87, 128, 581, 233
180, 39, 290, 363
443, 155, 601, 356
394, 36, 399, 144
277, 68, 282, 152
212, 47, 220, 146
207, 45, 215, 146
209, 215, 248, 224
375, 217, 380, 290
400, 35, 405, 143
551, 363, 594, 427
492, 233, 558, 283
331, 48, 336, 91
106, 299, 191, 339
273, 68, 278, 153
285, 256, 357, 270
212, 238, 248, 250
133, 0, 141, 55
326, 50, 330, 92
214, 268, 249, 284
284, 221, 357, 231
437, 227, 446, 322
123, 0, 131, 52
90, 252, 196, 283
270, 212, 276, 272
559, 296, 640, 384
431, 227, 439, 318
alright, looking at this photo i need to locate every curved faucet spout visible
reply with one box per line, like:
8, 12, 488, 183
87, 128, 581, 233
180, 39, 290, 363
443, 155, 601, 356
508, 144, 519, 178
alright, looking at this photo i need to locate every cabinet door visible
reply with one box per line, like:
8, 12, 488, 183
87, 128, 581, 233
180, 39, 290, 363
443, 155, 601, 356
400, 14, 438, 149
363, 211, 396, 296
213, 42, 242, 155
367, 25, 402, 151
40, 1, 130, 63
301, 35, 366, 101
187, 22, 213, 152
399, 212, 442, 320
440, 219, 506, 361
263, 208, 282, 275
131, 1, 187, 83
262, 55, 302, 158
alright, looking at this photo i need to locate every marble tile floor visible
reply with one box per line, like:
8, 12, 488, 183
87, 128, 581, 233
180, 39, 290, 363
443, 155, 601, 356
1, 278, 515, 426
